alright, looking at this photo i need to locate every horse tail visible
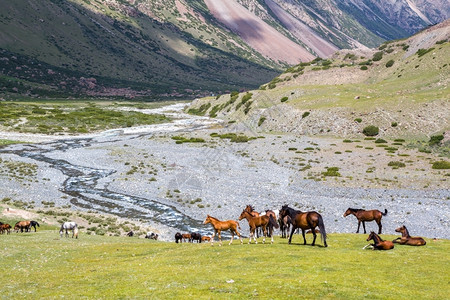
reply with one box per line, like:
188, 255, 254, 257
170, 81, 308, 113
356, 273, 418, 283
317, 214, 327, 246
381, 209, 388, 216
236, 221, 241, 230
269, 215, 279, 229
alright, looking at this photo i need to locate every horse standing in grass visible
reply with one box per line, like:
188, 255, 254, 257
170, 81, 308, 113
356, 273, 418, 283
366, 231, 394, 250
14, 221, 31, 233
29, 220, 40, 232
175, 232, 182, 243
60, 222, 78, 239
279, 205, 327, 247
279, 215, 292, 238
239, 210, 279, 244
343, 208, 387, 234
0, 223, 11, 234
203, 215, 243, 246
393, 225, 426, 246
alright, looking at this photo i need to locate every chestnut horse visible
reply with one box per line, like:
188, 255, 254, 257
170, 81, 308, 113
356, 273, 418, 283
239, 210, 279, 244
343, 208, 387, 234
182, 233, 191, 243
366, 231, 394, 250
0, 223, 12, 234
203, 215, 243, 246
393, 225, 426, 246
14, 221, 31, 233
279, 205, 327, 247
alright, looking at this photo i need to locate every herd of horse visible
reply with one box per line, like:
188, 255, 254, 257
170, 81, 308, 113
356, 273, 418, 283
194, 204, 426, 250
1, 204, 427, 250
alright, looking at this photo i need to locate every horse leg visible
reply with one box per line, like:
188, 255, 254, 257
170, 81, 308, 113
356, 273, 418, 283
229, 231, 234, 245
301, 229, 307, 245
356, 221, 361, 233
210, 231, 215, 246
262, 226, 267, 244
288, 227, 296, 244
311, 228, 317, 246
218, 231, 222, 246
362, 221, 366, 234
377, 220, 382, 234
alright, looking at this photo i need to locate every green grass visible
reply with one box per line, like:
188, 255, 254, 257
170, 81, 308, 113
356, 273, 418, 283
1, 231, 448, 298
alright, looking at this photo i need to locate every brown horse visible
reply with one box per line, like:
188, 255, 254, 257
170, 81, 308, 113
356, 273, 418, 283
366, 231, 394, 250
393, 225, 426, 246
279, 215, 292, 238
279, 205, 327, 247
201, 236, 211, 242
0, 223, 12, 234
14, 221, 31, 233
245, 205, 262, 237
203, 215, 243, 246
343, 208, 387, 234
182, 233, 192, 243
239, 210, 279, 244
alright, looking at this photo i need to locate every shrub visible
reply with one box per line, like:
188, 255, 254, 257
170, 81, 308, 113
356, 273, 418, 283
391, 122, 398, 127
280, 97, 288, 103
362, 125, 379, 136
432, 161, 450, 169
388, 161, 406, 168
322, 167, 341, 177
258, 117, 266, 127
385, 60, 395, 68
360, 66, 368, 70
416, 48, 434, 57
428, 134, 444, 146
375, 138, 387, 144
354, 118, 362, 123
372, 51, 383, 61
302, 111, 310, 118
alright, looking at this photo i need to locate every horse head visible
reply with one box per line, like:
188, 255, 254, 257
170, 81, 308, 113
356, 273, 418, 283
343, 208, 352, 217
366, 231, 376, 241
203, 215, 211, 224
238, 210, 248, 220
395, 225, 406, 233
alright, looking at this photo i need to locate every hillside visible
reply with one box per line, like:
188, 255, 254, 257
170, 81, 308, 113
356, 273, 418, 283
0, 0, 448, 99
187, 21, 450, 139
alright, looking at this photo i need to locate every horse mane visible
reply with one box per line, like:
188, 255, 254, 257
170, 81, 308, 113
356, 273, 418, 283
348, 208, 364, 212
207, 215, 220, 222
403, 225, 410, 237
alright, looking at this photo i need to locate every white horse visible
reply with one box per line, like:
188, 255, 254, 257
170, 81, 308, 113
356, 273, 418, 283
60, 222, 78, 239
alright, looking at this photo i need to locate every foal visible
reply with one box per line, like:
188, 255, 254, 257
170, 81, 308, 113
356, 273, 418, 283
203, 215, 243, 246
366, 231, 394, 250
393, 225, 426, 246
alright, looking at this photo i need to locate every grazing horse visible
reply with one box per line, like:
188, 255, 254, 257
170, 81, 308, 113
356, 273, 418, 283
203, 215, 243, 246
393, 225, 426, 246
201, 236, 211, 242
279, 205, 327, 247
126, 231, 134, 237
29, 220, 40, 232
366, 231, 394, 250
0, 223, 12, 234
14, 221, 31, 233
239, 210, 279, 244
60, 222, 78, 239
190, 232, 202, 243
145, 232, 158, 240
343, 208, 387, 234
175, 232, 183, 243
182, 233, 191, 243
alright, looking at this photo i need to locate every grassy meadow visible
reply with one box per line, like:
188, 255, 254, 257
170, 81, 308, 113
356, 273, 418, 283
0, 229, 448, 299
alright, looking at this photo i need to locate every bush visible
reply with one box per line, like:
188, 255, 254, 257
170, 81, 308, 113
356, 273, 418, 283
385, 60, 395, 68
258, 117, 266, 127
322, 167, 341, 177
428, 134, 444, 146
362, 125, 379, 136
432, 161, 450, 169
374, 138, 387, 144
360, 66, 368, 70
388, 161, 406, 168
302, 111, 310, 118
391, 122, 398, 127
354, 118, 362, 123
280, 97, 288, 103
372, 51, 383, 61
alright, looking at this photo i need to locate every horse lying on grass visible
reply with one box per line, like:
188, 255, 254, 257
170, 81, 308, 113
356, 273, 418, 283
393, 225, 426, 246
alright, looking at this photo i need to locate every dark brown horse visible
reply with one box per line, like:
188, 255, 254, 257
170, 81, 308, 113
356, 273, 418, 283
366, 231, 394, 250
239, 210, 279, 244
279, 205, 327, 247
175, 232, 182, 243
14, 221, 31, 233
393, 225, 426, 246
203, 215, 243, 246
343, 208, 387, 234
279, 215, 292, 238
0, 223, 12, 234
190, 232, 202, 243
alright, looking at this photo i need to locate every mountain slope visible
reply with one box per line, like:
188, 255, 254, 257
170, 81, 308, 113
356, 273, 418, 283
187, 21, 450, 139
0, 0, 448, 99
